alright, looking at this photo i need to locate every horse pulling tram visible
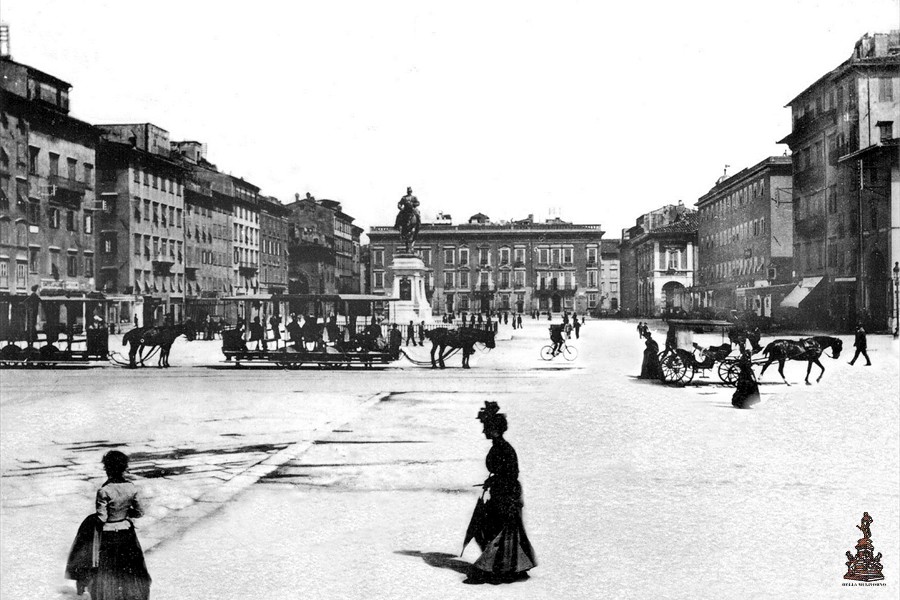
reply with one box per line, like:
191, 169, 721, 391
658, 319, 753, 386
0, 292, 112, 368
219, 293, 400, 368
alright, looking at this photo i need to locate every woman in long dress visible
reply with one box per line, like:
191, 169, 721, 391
67, 450, 151, 599
465, 402, 536, 583
732, 351, 761, 409
639, 332, 664, 380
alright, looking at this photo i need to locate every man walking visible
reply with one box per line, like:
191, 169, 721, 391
574, 317, 581, 339
406, 320, 418, 346
848, 323, 871, 366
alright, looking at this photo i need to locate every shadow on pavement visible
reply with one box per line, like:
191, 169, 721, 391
394, 550, 472, 576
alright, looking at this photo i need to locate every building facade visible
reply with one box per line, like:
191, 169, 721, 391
286, 193, 338, 295
367, 213, 605, 316
259, 195, 289, 294
778, 31, 899, 331
95, 124, 185, 325
620, 204, 698, 317
598, 239, 621, 312
1, 58, 98, 309
694, 157, 794, 320
229, 177, 261, 295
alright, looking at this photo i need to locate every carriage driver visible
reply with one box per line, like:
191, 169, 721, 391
549, 324, 565, 356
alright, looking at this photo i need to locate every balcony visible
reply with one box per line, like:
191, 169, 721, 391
152, 254, 175, 275
238, 261, 258, 276
184, 266, 198, 280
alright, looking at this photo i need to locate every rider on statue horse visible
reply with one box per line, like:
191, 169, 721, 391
395, 187, 421, 252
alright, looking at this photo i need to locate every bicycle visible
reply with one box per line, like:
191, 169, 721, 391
540, 341, 578, 361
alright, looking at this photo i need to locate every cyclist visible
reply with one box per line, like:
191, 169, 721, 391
549, 324, 565, 356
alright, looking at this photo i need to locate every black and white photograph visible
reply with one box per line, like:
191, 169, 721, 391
1, 1, 898, 598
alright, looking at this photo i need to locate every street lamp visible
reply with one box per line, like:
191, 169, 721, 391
893, 262, 899, 337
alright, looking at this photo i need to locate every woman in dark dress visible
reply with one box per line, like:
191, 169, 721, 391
732, 351, 761, 409
465, 402, 536, 583
66, 450, 150, 599
639, 331, 664, 380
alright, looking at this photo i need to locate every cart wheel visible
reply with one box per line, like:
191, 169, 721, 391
661, 354, 688, 384
718, 361, 740, 385
562, 345, 578, 361
539, 346, 555, 361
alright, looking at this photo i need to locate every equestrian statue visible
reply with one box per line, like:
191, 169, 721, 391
395, 186, 421, 253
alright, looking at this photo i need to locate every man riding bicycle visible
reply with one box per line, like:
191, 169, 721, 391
549, 324, 565, 356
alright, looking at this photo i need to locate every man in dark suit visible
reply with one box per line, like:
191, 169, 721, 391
848, 323, 871, 366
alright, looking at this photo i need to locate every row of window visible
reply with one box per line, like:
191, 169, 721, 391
702, 217, 768, 249
371, 269, 617, 291
133, 199, 183, 228
701, 256, 766, 282
700, 180, 766, 222
131, 168, 182, 196
24, 146, 94, 187
233, 223, 259, 246
132, 271, 182, 294
371, 246, 601, 268
0, 251, 94, 288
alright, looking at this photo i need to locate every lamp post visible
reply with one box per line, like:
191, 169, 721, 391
893, 262, 899, 337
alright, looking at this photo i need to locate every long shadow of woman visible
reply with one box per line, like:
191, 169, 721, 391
394, 550, 471, 576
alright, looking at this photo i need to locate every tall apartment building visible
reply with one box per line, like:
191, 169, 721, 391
367, 213, 605, 316
325, 200, 362, 294
598, 239, 621, 312
286, 193, 337, 295
171, 141, 233, 306
227, 177, 260, 295
1, 57, 98, 317
619, 203, 698, 317
694, 157, 794, 319
778, 31, 899, 330
259, 195, 289, 295
95, 124, 185, 325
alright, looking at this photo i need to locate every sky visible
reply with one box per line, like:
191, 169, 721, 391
1, 0, 898, 239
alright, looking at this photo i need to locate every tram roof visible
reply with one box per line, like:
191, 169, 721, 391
220, 293, 398, 303
664, 319, 734, 329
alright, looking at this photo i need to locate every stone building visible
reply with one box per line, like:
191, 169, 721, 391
619, 203, 698, 317
259, 195, 289, 295
778, 31, 899, 331
598, 239, 621, 312
228, 176, 261, 295
367, 213, 605, 316
329, 201, 363, 294
286, 193, 336, 295
1, 57, 98, 313
94, 124, 186, 325
171, 141, 234, 308
694, 157, 794, 320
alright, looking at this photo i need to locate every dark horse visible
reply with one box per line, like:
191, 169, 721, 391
759, 336, 843, 385
423, 327, 496, 369
728, 327, 762, 354
395, 207, 420, 252
122, 321, 197, 368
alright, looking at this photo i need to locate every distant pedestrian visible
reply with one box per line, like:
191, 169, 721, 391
573, 318, 581, 339
389, 323, 402, 358
406, 320, 418, 346
418, 321, 426, 345
503, 312, 509, 325
639, 331, 663, 381
848, 323, 871, 366
564, 322, 572, 339
471, 314, 477, 327
732, 351, 761, 408
637, 322, 644, 339
66, 450, 151, 599
249, 316, 265, 350
516, 314, 522, 329
547, 311, 552, 321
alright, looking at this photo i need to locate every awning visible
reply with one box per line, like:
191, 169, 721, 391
779, 277, 823, 309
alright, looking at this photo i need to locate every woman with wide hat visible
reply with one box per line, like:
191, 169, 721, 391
66, 450, 151, 598
463, 401, 536, 583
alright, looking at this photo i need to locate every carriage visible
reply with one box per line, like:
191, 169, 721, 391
218, 293, 400, 368
0, 292, 112, 368
658, 319, 745, 385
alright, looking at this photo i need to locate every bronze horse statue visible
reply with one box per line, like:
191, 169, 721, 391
759, 336, 843, 385
122, 321, 197, 368
395, 187, 421, 252
423, 327, 495, 369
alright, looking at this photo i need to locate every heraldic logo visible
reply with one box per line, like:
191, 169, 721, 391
843, 512, 884, 582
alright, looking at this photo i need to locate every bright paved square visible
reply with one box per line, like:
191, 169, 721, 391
2, 318, 898, 599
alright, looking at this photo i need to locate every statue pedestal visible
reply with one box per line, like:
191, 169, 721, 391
388, 253, 433, 325
844, 538, 884, 581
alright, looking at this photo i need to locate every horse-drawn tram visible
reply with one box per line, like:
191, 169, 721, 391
659, 319, 750, 386
219, 293, 400, 368
0, 292, 112, 368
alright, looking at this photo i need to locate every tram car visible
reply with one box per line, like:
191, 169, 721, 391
0, 291, 112, 368
218, 293, 400, 368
